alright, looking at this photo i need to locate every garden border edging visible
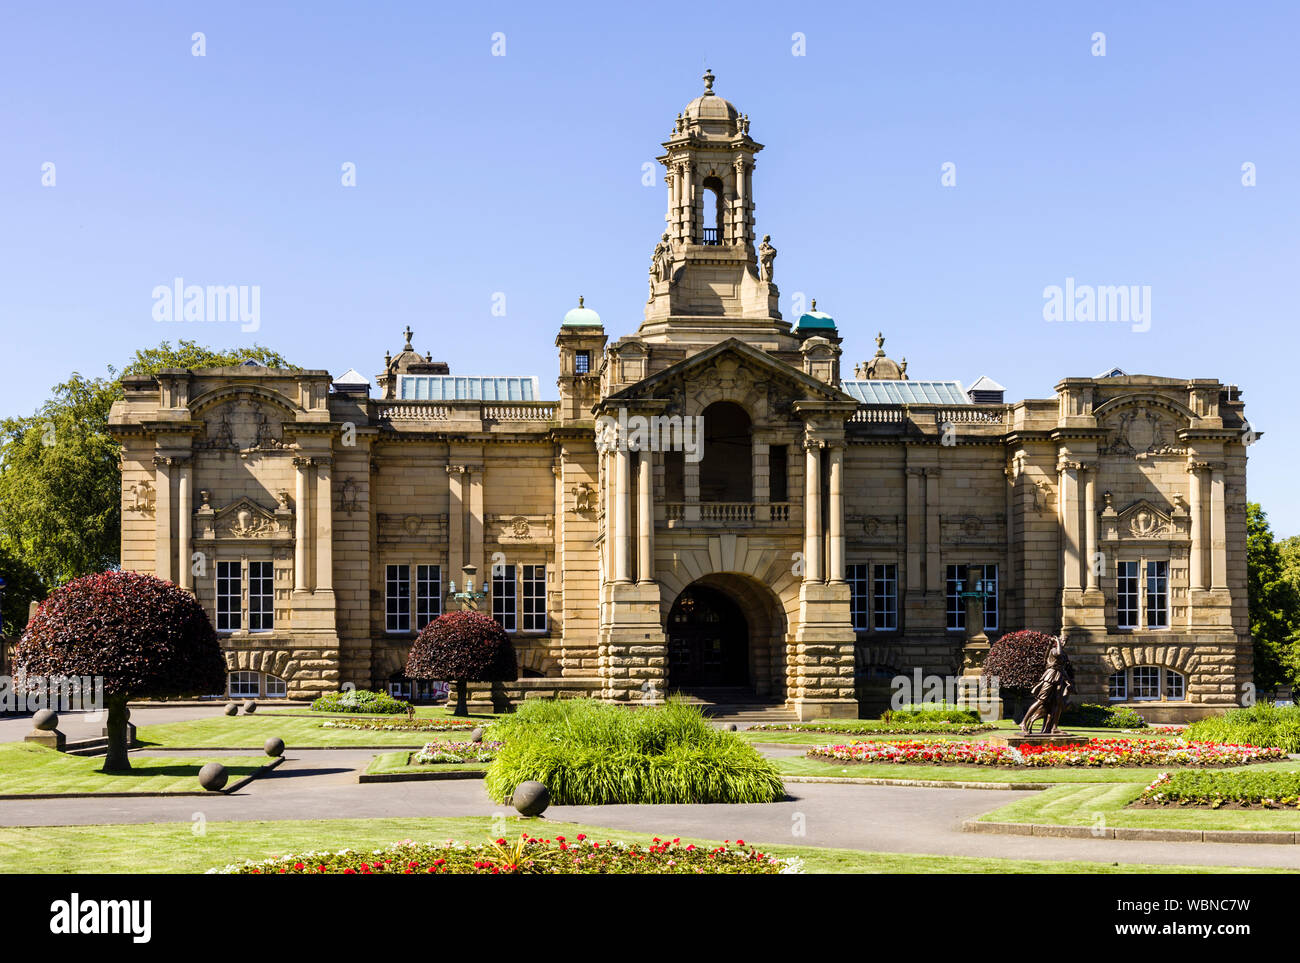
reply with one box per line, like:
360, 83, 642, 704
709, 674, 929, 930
963, 819, 1299, 845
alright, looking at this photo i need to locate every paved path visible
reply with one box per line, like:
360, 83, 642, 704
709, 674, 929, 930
0, 706, 222, 744
2, 747, 1299, 869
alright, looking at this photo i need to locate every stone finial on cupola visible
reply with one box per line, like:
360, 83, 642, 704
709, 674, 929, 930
854, 333, 908, 380
376, 326, 449, 399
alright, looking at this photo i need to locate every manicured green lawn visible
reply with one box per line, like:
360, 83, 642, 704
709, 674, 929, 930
0, 744, 265, 795
0, 816, 1284, 874
136, 714, 485, 749
364, 751, 489, 776
773, 755, 1300, 785
979, 780, 1300, 832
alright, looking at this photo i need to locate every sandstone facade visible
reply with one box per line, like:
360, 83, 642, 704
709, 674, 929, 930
108, 74, 1252, 721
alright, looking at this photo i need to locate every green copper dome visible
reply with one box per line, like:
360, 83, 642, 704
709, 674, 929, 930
794, 299, 836, 332
562, 296, 602, 327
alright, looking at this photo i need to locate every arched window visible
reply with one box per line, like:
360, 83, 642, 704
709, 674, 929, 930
699, 402, 752, 502
699, 176, 725, 245
1108, 666, 1185, 702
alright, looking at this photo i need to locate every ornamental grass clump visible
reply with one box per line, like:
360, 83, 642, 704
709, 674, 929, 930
311, 690, 412, 715
881, 703, 982, 724
1185, 702, 1300, 754
484, 698, 785, 805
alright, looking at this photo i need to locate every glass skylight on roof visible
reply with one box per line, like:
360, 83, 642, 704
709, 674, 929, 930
399, 376, 539, 401
840, 380, 969, 406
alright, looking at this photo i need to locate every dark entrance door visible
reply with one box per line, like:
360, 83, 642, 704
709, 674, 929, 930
667, 585, 748, 689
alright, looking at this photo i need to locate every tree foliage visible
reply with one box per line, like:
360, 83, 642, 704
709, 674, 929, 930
1247, 503, 1300, 691
0, 340, 294, 632
981, 630, 1059, 695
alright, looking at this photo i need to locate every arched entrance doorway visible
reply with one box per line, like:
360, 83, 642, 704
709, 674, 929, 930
666, 584, 749, 689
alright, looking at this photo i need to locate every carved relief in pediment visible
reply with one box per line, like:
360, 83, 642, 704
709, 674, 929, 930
196, 398, 288, 454
1101, 406, 1187, 457
198, 496, 291, 541
1103, 498, 1187, 541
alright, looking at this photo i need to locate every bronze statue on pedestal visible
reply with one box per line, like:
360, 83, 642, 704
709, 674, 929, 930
1020, 637, 1074, 735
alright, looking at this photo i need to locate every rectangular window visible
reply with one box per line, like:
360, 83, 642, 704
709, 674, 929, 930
264, 675, 287, 699
216, 561, 241, 632
229, 671, 259, 698
1117, 560, 1139, 629
522, 564, 547, 632
847, 564, 869, 631
1165, 669, 1185, 701
248, 561, 274, 632
873, 564, 899, 631
416, 564, 442, 630
946, 565, 965, 631
492, 563, 517, 632
1145, 560, 1169, 628
574, 350, 591, 375
386, 564, 411, 633
1131, 665, 1161, 700
980, 564, 998, 632
1107, 671, 1128, 702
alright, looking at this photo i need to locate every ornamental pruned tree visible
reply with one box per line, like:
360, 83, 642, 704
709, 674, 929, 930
981, 630, 1061, 718
406, 611, 517, 716
14, 571, 227, 771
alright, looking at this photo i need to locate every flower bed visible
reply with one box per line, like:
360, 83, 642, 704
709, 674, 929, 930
1138, 770, 1300, 808
749, 721, 995, 736
320, 718, 478, 732
310, 690, 411, 714
412, 741, 504, 765
209, 834, 798, 875
807, 738, 1287, 768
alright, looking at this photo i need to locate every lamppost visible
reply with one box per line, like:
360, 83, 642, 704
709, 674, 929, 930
446, 564, 489, 612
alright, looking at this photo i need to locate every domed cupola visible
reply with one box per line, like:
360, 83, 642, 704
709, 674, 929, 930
793, 298, 837, 337
678, 69, 745, 139
855, 333, 908, 381
562, 295, 603, 328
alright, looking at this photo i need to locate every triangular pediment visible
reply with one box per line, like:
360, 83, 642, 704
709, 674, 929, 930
602, 338, 852, 407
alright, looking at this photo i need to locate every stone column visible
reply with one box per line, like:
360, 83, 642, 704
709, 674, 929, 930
827, 444, 845, 583
637, 451, 654, 583
153, 456, 172, 583
294, 456, 310, 591
1083, 464, 1098, 591
1210, 464, 1227, 590
905, 466, 923, 590
681, 163, 693, 241
925, 468, 942, 593
614, 448, 632, 583
1059, 460, 1081, 591
732, 159, 746, 245
469, 467, 484, 583
803, 442, 823, 582
176, 459, 192, 591
447, 466, 465, 574
1187, 460, 1205, 591
315, 457, 333, 592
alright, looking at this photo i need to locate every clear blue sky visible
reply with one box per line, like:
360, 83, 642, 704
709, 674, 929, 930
2, 2, 1297, 533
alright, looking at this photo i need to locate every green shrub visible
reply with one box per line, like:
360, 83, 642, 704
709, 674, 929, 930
881, 703, 981, 724
310, 690, 411, 715
1184, 702, 1300, 753
1060, 703, 1148, 729
484, 698, 784, 805
1140, 769, 1300, 807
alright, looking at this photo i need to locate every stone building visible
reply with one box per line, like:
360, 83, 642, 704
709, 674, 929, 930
109, 72, 1253, 721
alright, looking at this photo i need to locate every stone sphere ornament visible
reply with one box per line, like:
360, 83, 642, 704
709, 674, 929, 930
264, 736, 285, 758
243, 700, 257, 714
224, 703, 238, 716
725, 723, 738, 731
512, 780, 550, 817
199, 762, 229, 791
469, 727, 484, 744
32, 709, 59, 731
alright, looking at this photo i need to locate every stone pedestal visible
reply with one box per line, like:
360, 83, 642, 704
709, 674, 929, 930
789, 580, 858, 721
25, 729, 66, 751
986, 731, 1089, 748
598, 581, 668, 704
